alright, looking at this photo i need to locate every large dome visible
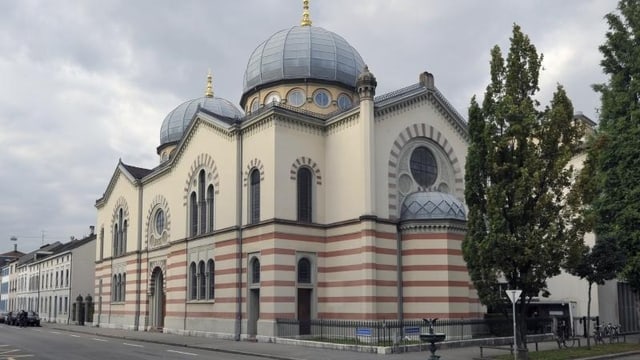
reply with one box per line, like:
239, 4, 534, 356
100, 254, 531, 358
242, 26, 365, 96
159, 96, 243, 146
400, 192, 466, 221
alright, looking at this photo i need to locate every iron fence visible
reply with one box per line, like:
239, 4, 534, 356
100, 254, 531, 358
275, 317, 553, 345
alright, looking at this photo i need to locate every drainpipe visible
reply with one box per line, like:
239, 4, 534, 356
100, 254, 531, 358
396, 222, 404, 334
67, 256, 72, 324
134, 181, 143, 331
234, 127, 244, 341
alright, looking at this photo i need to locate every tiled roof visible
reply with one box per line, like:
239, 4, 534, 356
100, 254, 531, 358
122, 163, 153, 180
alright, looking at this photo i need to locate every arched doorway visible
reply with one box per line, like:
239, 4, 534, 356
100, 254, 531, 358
149, 267, 165, 329
247, 257, 260, 337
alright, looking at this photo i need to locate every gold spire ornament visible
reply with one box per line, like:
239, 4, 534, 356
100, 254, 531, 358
205, 70, 214, 98
301, 0, 312, 26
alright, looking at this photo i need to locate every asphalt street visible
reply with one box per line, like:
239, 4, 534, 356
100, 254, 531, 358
0, 325, 269, 360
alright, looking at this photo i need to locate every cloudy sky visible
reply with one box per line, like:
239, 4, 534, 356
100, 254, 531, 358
0, 0, 615, 253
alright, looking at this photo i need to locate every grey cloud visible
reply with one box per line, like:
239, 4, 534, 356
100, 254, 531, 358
0, 0, 615, 252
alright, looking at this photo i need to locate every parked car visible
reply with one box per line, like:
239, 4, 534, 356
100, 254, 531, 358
26, 311, 40, 326
5, 311, 17, 325
0, 312, 6, 323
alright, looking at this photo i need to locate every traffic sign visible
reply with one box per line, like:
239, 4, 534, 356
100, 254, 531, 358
505, 289, 522, 304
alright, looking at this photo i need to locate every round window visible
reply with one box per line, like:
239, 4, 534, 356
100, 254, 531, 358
287, 89, 305, 107
265, 92, 281, 105
313, 90, 331, 108
410, 147, 438, 188
250, 98, 259, 113
337, 94, 352, 110
154, 209, 165, 235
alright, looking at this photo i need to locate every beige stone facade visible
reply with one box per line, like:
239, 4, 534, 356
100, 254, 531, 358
94, 14, 481, 339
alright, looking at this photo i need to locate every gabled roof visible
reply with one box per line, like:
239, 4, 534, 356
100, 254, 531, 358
373, 77, 468, 141
121, 163, 153, 180
50, 234, 96, 255
96, 159, 153, 206
0, 250, 24, 258
15, 242, 63, 266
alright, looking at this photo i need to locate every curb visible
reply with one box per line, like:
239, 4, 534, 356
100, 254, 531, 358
576, 350, 640, 360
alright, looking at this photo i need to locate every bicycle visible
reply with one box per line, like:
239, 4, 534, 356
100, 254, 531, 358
604, 323, 621, 343
555, 320, 577, 348
593, 324, 605, 345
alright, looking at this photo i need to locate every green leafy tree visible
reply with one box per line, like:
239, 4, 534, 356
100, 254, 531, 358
591, 0, 640, 292
566, 239, 625, 348
566, 135, 626, 349
463, 24, 585, 358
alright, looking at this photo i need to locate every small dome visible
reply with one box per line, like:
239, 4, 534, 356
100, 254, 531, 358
400, 192, 466, 221
159, 97, 243, 146
242, 26, 365, 97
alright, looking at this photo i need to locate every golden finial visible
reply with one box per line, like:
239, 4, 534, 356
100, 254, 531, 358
301, 0, 312, 26
205, 69, 214, 98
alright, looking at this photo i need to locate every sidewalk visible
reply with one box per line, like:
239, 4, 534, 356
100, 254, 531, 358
44, 323, 640, 360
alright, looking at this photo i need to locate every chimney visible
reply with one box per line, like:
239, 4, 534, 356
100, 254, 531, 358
13, 243, 17, 252
89, 225, 95, 236
419, 71, 435, 90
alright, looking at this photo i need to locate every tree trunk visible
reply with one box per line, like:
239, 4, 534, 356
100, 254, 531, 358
586, 282, 592, 349
516, 300, 530, 360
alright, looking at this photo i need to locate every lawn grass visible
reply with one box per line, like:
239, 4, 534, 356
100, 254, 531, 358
494, 342, 640, 360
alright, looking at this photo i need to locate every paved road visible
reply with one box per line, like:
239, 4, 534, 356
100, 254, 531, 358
5, 322, 639, 360
0, 325, 272, 360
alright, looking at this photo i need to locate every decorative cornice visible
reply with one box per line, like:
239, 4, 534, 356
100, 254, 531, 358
398, 219, 467, 233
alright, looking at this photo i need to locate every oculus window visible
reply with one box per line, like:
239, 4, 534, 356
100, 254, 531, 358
154, 209, 165, 236
337, 94, 352, 110
410, 146, 438, 188
287, 89, 305, 107
265, 92, 281, 105
313, 89, 331, 108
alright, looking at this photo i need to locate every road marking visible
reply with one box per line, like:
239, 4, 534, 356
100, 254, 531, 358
0, 349, 19, 355
49, 331, 61, 334
69, 334, 81, 338
5, 355, 34, 358
123, 343, 143, 348
166, 350, 198, 356
92, 338, 107, 342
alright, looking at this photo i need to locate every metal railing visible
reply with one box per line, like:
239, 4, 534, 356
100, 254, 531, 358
276, 317, 553, 345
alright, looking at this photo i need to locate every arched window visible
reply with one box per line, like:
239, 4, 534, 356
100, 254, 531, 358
189, 262, 197, 300
249, 169, 260, 224
198, 261, 206, 300
207, 259, 215, 299
121, 273, 126, 302
207, 185, 214, 233
190, 192, 198, 237
122, 220, 128, 254
199, 170, 206, 234
297, 167, 313, 223
118, 208, 124, 256
251, 258, 260, 284
297, 258, 312, 283
113, 224, 118, 256
111, 275, 116, 302
99, 227, 104, 260
116, 274, 121, 302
